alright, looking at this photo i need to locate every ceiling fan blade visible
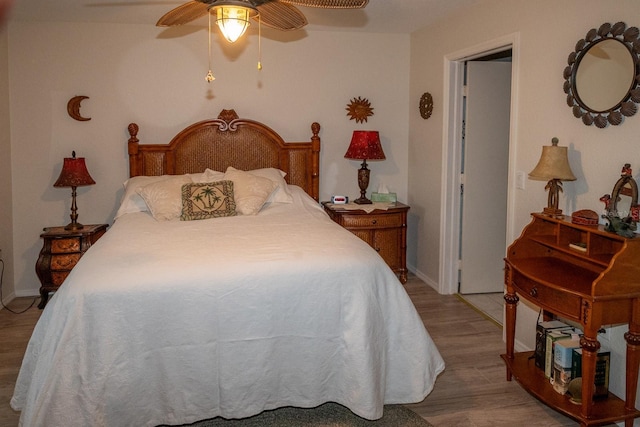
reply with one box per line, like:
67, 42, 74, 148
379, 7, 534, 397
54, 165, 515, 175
278, 0, 368, 8
156, 1, 209, 27
255, 2, 307, 31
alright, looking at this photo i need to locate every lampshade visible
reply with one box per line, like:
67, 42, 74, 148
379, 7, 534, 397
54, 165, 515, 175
212, 2, 257, 43
54, 152, 96, 188
528, 137, 576, 182
344, 131, 386, 161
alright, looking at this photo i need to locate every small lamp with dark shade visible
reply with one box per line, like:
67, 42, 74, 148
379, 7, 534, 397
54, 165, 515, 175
344, 130, 386, 204
54, 151, 96, 230
528, 137, 576, 218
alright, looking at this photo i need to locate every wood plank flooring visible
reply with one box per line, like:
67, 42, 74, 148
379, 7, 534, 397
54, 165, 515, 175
0, 275, 595, 426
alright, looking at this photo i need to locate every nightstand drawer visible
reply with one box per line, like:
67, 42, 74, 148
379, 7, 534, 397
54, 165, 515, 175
51, 271, 70, 286
341, 213, 403, 229
50, 253, 81, 270
51, 238, 81, 253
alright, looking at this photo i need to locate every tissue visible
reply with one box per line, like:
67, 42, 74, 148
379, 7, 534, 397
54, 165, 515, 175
372, 183, 397, 203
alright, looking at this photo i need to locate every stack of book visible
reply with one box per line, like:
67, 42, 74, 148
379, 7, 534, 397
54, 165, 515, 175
552, 335, 581, 394
571, 348, 610, 399
535, 319, 610, 398
534, 320, 575, 378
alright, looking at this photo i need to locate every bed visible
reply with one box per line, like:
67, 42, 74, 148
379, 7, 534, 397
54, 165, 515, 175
11, 109, 444, 427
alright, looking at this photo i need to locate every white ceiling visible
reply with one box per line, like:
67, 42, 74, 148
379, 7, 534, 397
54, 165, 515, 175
8, 0, 479, 34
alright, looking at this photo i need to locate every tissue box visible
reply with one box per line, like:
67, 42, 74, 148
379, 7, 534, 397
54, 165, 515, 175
371, 192, 397, 203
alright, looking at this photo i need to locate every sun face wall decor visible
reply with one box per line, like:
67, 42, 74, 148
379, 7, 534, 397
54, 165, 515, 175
346, 97, 374, 123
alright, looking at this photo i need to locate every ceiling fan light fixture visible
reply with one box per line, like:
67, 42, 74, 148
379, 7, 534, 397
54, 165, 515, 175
212, 2, 258, 43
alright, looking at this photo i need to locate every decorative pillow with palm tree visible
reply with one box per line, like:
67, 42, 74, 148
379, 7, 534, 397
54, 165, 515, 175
180, 180, 237, 221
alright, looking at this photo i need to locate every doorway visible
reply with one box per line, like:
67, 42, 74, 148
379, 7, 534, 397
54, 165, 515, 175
458, 55, 512, 324
459, 55, 512, 295
439, 34, 520, 325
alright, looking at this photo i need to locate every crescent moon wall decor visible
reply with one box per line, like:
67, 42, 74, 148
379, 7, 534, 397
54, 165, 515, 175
67, 96, 91, 121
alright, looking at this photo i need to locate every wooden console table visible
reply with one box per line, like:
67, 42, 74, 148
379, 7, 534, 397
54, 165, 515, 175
503, 213, 640, 426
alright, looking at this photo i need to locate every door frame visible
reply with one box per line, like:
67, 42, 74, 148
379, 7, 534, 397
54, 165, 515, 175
439, 33, 521, 295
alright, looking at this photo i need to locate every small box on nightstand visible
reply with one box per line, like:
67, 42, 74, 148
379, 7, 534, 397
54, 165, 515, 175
371, 192, 397, 203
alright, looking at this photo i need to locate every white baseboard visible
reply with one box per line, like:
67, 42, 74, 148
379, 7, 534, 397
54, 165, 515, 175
15, 288, 40, 298
0, 290, 16, 308
407, 264, 439, 291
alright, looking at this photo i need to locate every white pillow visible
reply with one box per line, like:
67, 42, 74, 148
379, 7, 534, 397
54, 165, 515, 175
246, 168, 293, 204
224, 167, 277, 215
190, 169, 225, 183
136, 175, 193, 221
115, 175, 172, 219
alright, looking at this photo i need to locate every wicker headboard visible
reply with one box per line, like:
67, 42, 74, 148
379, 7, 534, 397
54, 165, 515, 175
127, 109, 321, 201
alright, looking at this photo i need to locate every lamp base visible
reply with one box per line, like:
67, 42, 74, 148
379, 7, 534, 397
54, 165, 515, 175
64, 222, 85, 231
542, 207, 564, 218
542, 179, 565, 218
353, 196, 373, 205
354, 160, 372, 205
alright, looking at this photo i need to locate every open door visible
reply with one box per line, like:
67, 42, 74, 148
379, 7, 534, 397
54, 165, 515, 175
458, 60, 511, 294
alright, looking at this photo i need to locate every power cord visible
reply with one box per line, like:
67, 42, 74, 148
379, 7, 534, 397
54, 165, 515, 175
0, 258, 37, 314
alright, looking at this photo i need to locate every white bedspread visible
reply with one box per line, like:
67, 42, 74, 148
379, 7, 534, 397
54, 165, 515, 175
11, 187, 444, 427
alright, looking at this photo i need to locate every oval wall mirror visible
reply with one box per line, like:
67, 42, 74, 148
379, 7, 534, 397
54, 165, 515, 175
563, 22, 640, 128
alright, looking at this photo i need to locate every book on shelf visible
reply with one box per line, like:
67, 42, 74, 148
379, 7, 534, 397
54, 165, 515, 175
545, 328, 577, 379
569, 242, 588, 253
535, 320, 571, 370
552, 336, 581, 394
572, 347, 610, 399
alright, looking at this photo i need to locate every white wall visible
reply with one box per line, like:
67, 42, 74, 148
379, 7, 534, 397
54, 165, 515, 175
7, 21, 409, 296
409, 0, 640, 416
0, 24, 13, 302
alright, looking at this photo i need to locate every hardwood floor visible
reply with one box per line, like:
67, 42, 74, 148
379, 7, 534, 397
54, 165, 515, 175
402, 276, 587, 426
0, 296, 40, 427
0, 276, 595, 426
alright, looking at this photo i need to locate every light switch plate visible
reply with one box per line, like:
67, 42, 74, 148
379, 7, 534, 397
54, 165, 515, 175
516, 171, 526, 189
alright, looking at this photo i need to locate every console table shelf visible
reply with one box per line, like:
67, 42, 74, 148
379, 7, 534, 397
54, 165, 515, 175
501, 352, 640, 425
503, 213, 640, 427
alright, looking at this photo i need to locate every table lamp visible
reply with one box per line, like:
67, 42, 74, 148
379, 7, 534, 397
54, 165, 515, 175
528, 137, 576, 217
54, 151, 96, 230
344, 131, 386, 204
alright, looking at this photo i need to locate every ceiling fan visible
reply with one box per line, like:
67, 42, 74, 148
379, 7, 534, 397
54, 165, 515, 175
157, 0, 369, 35
157, 0, 367, 82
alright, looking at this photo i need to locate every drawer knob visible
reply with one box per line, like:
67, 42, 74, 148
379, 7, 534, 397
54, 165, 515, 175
372, 220, 377, 225
375, 247, 381, 252
530, 287, 538, 298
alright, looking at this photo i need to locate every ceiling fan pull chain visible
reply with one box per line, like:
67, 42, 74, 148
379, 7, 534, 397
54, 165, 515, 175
257, 15, 263, 71
205, 11, 215, 83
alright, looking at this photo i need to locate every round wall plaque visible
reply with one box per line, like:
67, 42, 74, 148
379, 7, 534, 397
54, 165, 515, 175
419, 92, 433, 119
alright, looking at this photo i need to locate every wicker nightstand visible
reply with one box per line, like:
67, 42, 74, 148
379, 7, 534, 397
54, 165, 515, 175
322, 202, 409, 283
35, 224, 108, 308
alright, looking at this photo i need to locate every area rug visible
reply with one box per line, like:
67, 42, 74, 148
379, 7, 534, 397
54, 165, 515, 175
168, 403, 432, 427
